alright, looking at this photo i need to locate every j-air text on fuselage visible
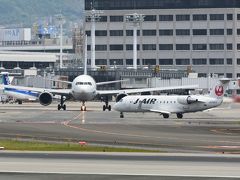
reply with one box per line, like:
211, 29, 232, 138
113, 78, 230, 119
133, 98, 157, 105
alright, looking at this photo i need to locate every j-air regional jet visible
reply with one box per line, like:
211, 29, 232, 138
113, 79, 230, 118
0, 70, 198, 111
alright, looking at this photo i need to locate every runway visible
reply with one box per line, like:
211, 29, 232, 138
0, 101, 240, 153
0, 152, 240, 179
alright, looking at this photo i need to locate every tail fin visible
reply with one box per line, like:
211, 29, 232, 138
84, 35, 87, 75
1, 72, 10, 85
209, 78, 230, 99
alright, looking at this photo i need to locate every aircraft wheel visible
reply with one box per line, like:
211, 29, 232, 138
81, 106, 86, 111
63, 104, 66, 111
177, 113, 183, 119
103, 105, 106, 111
163, 114, 169, 119
108, 105, 111, 111
58, 104, 61, 110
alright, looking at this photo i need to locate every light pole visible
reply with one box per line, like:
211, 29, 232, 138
125, 13, 145, 70
86, 8, 103, 70
55, 14, 65, 69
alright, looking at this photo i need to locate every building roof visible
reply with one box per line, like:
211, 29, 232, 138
0, 51, 56, 62
85, 0, 240, 10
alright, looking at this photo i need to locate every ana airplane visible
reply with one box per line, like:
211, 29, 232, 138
1, 71, 198, 111
113, 79, 230, 118
0, 72, 37, 104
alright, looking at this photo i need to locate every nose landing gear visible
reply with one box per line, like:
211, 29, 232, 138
120, 112, 124, 118
81, 101, 87, 111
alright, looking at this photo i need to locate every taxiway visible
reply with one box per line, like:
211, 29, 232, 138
0, 101, 239, 153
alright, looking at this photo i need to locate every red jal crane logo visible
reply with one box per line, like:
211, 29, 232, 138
215, 85, 224, 96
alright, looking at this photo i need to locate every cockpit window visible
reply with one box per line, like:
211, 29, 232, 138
119, 99, 123, 102
76, 82, 92, 86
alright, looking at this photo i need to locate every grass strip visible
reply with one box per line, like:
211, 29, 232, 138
0, 139, 159, 152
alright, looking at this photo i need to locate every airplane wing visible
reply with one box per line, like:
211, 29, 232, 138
44, 78, 72, 84
97, 84, 198, 95
3, 85, 71, 96
96, 80, 127, 86
148, 109, 171, 114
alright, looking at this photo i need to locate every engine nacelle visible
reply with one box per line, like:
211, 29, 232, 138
177, 96, 198, 105
39, 92, 53, 106
116, 93, 127, 102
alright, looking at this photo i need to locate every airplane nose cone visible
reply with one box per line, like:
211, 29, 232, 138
113, 102, 120, 111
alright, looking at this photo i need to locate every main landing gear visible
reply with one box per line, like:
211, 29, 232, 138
81, 101, 87, 111
177, 113, 183, 119
58, 95, 66, 110
163, 113, 169, 119
101, 96, 111, 111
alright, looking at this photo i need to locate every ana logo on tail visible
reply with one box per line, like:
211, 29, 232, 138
215, 85, 223, 96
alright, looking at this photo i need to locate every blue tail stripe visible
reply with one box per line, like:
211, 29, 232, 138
2, 74, 10, 85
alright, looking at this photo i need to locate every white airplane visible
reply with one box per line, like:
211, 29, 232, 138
0, 72, 37, 104
0, 70, 199, 111
113, 79, 230, 118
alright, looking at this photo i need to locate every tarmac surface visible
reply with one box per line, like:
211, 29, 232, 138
0, 101, 240, 179
0, 152, 240, 179
0, 101, 239, 153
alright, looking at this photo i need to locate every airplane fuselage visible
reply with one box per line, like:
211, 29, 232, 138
3, 88, 38, 101
114, 95, 223, 114
71, 75, 97, 101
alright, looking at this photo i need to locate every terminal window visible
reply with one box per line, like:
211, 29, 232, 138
159, 44, 173, 50
193, 29, 207, 35
176, 14, 190, 21
144, 15, 157, 21
176, 44, 190, 50
110, 30, 123, 36
176, 59, 190, 65
209, 44, 224, 50
210, 29, 224, 35
193, 44, 207, 50
192, 59, 207, 65
193, 14, 207, 21
159, 15, 173, 21
209, 58, 224, 65
142, 44, 156, 50
226, 59, 232, 65
159, 59, 173, 65
142, 30, 156, 36
176, 29, 190, 36
159, 29, 173, 36
210, 14, 224, 20
110, 16, 123, 22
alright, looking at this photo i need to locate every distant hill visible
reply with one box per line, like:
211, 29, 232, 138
0, 0, 84, 27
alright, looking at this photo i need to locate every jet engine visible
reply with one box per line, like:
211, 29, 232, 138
39, 92, 53, 106
177, 96, 198, 105
116, 93, 127, 102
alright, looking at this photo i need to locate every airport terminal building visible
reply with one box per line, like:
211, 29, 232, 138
85, 0, 240, 78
